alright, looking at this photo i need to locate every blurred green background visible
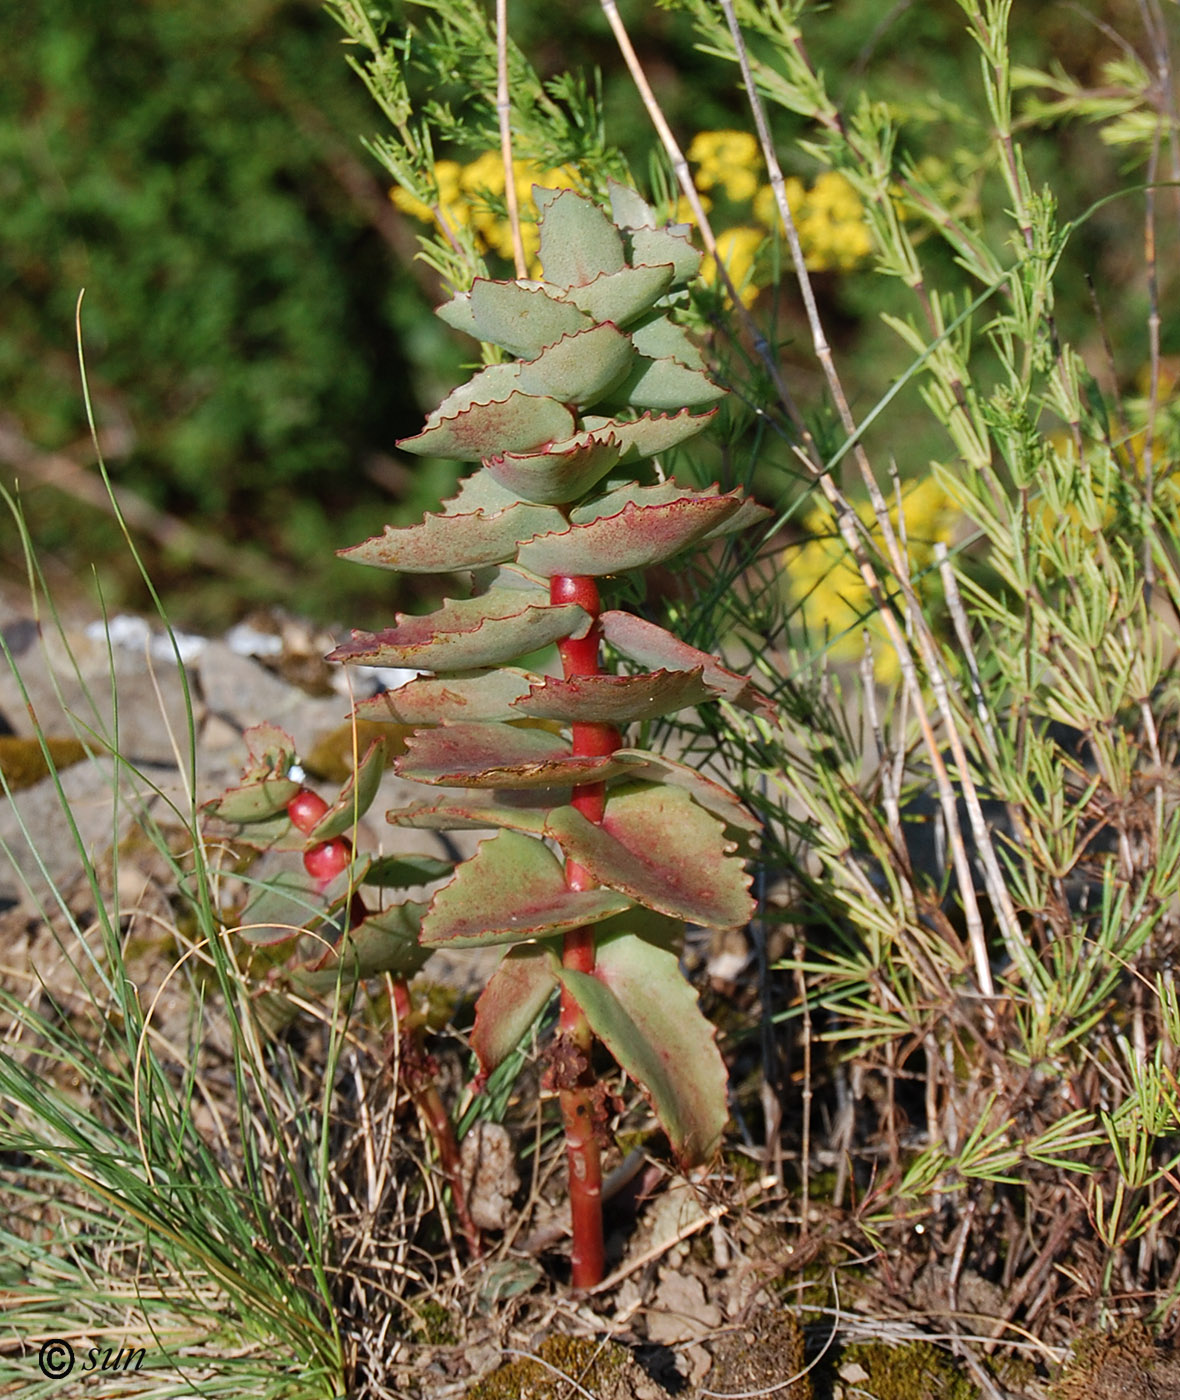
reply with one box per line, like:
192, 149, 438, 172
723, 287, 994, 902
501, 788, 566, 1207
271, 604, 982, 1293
1, 0, 1158, 631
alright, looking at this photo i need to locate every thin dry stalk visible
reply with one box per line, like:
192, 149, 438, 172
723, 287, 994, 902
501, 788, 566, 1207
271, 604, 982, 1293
793, 931, 811, 1238
596, 0, 810, 439
495, 0, 526, 278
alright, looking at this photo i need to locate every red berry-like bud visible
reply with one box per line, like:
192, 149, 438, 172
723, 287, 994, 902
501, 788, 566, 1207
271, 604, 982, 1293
303, 837, 352, 886
288, 788, 330, 835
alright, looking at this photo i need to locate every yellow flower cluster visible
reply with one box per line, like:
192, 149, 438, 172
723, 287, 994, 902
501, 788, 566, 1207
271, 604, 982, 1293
688, 129, 761, 203
789, 476, 959, 682
391, 153, 579, 266
686, 130, 874, 304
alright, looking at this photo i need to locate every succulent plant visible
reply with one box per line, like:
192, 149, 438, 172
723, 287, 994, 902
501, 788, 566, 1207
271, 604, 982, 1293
326, 182, 773, 1287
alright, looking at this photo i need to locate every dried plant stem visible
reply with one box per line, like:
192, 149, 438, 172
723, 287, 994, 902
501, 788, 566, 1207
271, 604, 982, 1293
495, 0, 527, 278
597, 0, 796, 411
390, 978, 483, 1259
551, 573, 619, 1289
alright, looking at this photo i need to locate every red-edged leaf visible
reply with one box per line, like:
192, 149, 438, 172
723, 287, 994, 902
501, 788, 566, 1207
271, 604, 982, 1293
570, 478, 733, 523
338, 502, 566, 574
420, 830, 631, 947
628, 226, 701, 285
203, 774, 302, 824
701, 495, 774, 540
422, 361, 522, 418
516, 324, 634, 406
353, 670, 534, 725
396, 722, 634, 788
202, 723, 301, 823
515, 495, 740, 576
435, 288, 478, 335
486, 432, 623, 505
363, 853, 453, 887
629, 314, 706, 370
607, 757, 761, 836
467, 279, 592, 357
509, 669, 716, 724
600, 611, 776, 721
398, 392, 576, 462
579, 408, 717, 464
443, 467, 523, 514
608, 180, 658, 230
545, 784, 753, 927
328, 592, 589, 672
558, 930, 727, 1167
561, 264, 675, 325
537, 189, 626, 287
615, 355, 725, 411
472, 944, 560, 1076
305, 740, 387, 841
387, 792, 559, 835
289, 900, 431, 991
233, 869, 322, 945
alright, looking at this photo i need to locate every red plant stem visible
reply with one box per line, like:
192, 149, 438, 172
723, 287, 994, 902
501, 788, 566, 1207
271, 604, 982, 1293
285, 788, 482, 1256
549, 575, 622, 1290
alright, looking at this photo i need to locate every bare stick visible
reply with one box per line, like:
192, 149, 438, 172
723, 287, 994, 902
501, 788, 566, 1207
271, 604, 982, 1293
496, 0, 527, 278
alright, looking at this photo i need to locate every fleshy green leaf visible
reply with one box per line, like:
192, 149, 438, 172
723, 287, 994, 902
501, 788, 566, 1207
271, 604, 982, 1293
468, 279, 592, 358
608, 180, 658, 230
561, 264, 675, 325
515, 495, 740, 576
517, 324, 634, 407
607, 761, 762, 836
485, 431, 623, 504
363, 853, 454, 887
444, 467, 526, 514
435, 290, 478, 335
202, 722, 301, 823
557, 930, 728, 1166
338, 502, 566, 574
426, 362, 523, 419
615, 356, 725, 410
234, 869, 322, 945
629, 226, 701, 284
329, 592, 589, 672
290, 901, 431, 991
388, 792, 560, 835
203, 773, 301, 824
546, 785, 753, 927
353, 670, 535, 725
700, 495, 774, 540
571, 477, 727, 522
398, 392, 576, 462
509, 669, 716, 724
628, 314, 706, 369
472, 944, 560, 1075
538, 188, 626, 287
396, 722, 636, 788
600, 611, 775, 720
306, 739, 387, 841
579, 409, 717, 463
420, 830, 632, 947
